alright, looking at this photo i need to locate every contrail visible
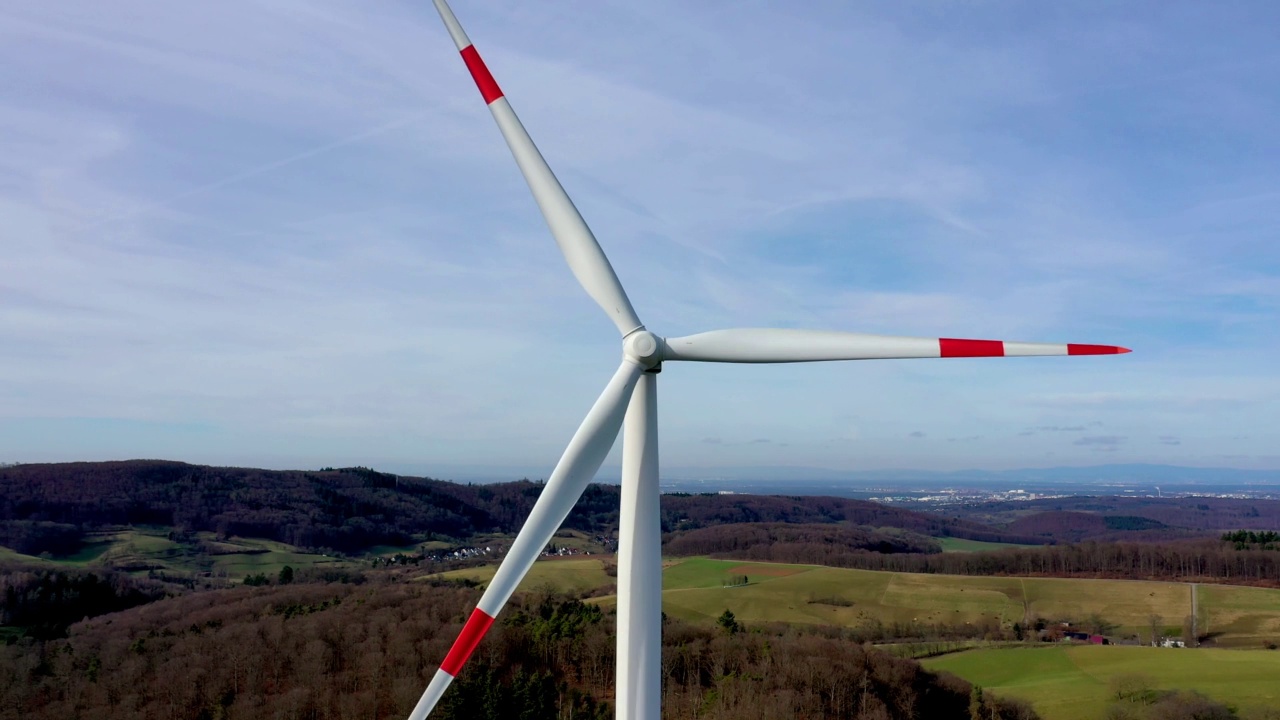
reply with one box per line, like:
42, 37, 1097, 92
73, 112, 428, 232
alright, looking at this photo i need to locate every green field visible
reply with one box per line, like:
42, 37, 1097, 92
430, 556, 1280, 648
0, 528, 354, 582
651, 559, 1231, 642
652, 559, 1027, 630
934, 536, 1037, 553
0, 529, 177, 568
366, 541, 456, 557
0, 545, 47, 563
1197, 583, 1280, 648
924, 646, 1280, 720
428, 557, 616, 594
201, 537, 349, 578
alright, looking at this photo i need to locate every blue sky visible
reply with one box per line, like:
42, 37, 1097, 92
2, 1, 1278, 478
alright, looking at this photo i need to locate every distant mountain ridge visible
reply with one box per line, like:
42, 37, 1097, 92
397, 462, 1279, 486
657, 463, 1280, 485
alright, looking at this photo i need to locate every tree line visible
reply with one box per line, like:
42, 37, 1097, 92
1222, 530, 1280, 549
664, 523, 941, 564
669, 531, 1280, 585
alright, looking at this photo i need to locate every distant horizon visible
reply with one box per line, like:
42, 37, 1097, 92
5, 457, 1277, 487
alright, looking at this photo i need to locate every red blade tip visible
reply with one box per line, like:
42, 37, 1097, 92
1067, 343, 1130, 356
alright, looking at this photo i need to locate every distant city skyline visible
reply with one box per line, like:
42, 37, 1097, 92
2, 1, 1278, 472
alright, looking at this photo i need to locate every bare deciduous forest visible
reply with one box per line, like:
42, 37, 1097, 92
0, 461, 1048, 556
0, 573, 1038, 720
662, 522, 940, 558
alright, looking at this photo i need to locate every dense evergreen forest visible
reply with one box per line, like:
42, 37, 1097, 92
0, 564, 171, 639
0, 573, 1039, 720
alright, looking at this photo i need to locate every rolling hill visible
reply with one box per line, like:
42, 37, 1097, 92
0, 460, 1044, 555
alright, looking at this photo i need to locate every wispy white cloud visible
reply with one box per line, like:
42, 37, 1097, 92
1, 0, 1278, 472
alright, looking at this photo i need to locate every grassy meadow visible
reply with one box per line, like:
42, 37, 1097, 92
934, 536, 1037, 553
424, 557, 616, 594
2, 527, 354, 581
924, 645, 1280, 720
0, 545, 47, 564
652, 559, 1207, 641
1197, 583, 1280, 648
435, 554, 1280, 716
431, 556, 1280, 648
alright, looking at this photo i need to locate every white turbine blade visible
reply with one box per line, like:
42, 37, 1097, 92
662, 328, 1130, 363
406, 360, 644, 720
617, 372, 660, 720
432, 0, 643, 337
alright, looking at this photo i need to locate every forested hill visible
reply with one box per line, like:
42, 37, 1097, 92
945, 496, 1280, 545
659, 492, 1042, 544
2, 577, 1024, 720
0, 460, 1041, 554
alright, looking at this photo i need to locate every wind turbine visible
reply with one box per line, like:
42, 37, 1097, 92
411, 2, 1129, 719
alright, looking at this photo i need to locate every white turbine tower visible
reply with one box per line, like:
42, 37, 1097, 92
411, 2, 1129, 719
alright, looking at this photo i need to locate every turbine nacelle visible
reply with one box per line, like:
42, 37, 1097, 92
623, 329, 663, 369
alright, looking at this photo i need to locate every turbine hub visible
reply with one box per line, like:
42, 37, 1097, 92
624, 330, 663, 368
